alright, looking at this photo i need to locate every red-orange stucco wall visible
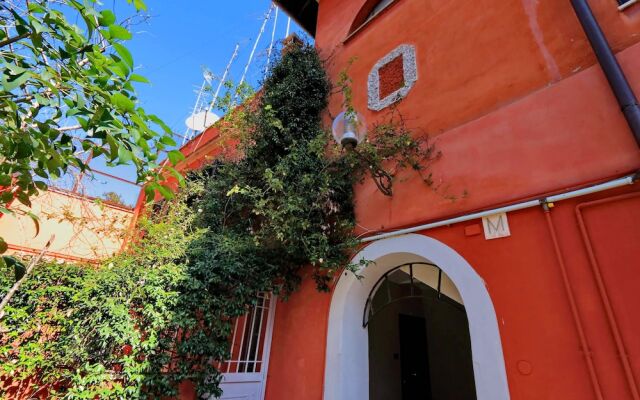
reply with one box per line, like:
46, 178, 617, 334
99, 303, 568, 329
262, 0, 640, 399
318, 0, 640, 234
263, 269, 332, 400
166, 1, 640, 398
264, 184, 640, 400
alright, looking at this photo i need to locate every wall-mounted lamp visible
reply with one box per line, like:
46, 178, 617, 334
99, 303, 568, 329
331, 110, 393, 196
332, 111, 366, 148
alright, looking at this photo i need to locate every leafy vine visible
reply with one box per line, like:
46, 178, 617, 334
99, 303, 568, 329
1, 42, 445, 398
331, 58, 440, 197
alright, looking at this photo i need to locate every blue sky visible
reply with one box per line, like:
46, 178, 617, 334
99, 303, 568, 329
79, 1, 309, 206
128, 1, 307, 135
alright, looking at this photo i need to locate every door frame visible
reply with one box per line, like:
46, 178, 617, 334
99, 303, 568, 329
323, 233, 510, 400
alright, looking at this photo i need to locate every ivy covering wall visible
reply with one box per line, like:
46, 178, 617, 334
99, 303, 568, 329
0, 43, 437, 398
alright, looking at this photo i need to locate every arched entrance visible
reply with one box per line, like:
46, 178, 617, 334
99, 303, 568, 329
323, 234, 510, 400
365, 262, 476, 400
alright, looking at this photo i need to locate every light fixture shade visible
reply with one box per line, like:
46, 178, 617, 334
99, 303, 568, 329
332, 111, 366, 148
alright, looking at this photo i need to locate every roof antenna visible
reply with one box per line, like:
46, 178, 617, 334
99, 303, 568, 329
187, 44, 241, 153
264, 6, 279, 75
209, 43, 240, 113
237, 4, 274, 91
182, 77, 211, 145
182, 43, 240, 146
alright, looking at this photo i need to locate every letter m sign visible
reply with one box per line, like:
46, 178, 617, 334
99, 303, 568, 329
482, 212, 511, 240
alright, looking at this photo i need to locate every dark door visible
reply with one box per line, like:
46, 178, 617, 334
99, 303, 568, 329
399, 314, 432, 400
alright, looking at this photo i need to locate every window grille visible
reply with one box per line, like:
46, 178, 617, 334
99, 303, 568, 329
219, 292, 274, 374
363, 262, 464, 327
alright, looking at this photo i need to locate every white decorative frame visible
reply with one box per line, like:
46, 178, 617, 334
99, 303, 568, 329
323, 233, 511, 400
367, 44, 418, 111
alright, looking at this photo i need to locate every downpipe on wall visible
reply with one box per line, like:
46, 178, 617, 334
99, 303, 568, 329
542, 202, 604, 400
570, 0, 640, 148
574, 192, 640, 400
570, 2, 640, 398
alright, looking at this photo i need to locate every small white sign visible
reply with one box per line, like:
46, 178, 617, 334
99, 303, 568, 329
482, 212, 511, 240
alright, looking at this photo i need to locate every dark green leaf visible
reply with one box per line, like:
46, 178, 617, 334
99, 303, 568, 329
13, 257, 26, 281
26, 211, 40, 237
167, 166, 186, 187
129, 74, 150, 84
157, 184, 174, 199
98, 10, 116, 26
134, 0, 148, 11
16, 191, 31, 207
160, 136, 176, 146
167, 150, 185, 165
113, 43, 134, 69
15, 143, 32, 159
34, 181, 48, 191
3, 71, 30, 91
108, 25, 132, 40
118, 146, 133, 164
28, 3, 46, 13
0, 174, 11, 186
110, 93, 135, 112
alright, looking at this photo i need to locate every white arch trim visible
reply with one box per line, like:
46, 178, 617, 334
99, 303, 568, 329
323, 233, 510, 400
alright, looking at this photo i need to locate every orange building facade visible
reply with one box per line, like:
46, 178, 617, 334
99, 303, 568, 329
176, 0, 640, 399
0, 189, 134, 263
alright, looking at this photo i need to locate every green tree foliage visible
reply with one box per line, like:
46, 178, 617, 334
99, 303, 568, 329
0, 43, 438, 398
100, 191, 130, 208
0, 0, 184, 253
0, 43, 360, 399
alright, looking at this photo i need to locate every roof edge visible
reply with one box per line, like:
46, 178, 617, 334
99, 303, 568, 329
274, 0, 318, 37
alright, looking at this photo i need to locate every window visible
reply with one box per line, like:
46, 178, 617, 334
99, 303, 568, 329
366, 0, 395, 21
348, 0, 400, 37
618, 0, 638, 11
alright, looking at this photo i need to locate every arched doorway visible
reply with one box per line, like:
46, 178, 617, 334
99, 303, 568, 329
365, 262, 476, 400
323, 234, 510, 400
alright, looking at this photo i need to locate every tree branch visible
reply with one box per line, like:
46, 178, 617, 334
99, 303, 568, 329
0, 31, 29, 48
58, 124, 82, 132
0, 235, 55, 320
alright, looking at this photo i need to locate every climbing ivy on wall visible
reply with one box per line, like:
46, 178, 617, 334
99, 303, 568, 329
0, 43, 439, 398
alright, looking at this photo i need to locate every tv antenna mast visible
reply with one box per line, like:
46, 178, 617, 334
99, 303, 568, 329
182, 45, 240, 145
183, 3, 290, 145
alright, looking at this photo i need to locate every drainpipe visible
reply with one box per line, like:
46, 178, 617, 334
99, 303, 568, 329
542, 202, 604, 400
570, 0, 640, 148
575, 192, 640, 400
